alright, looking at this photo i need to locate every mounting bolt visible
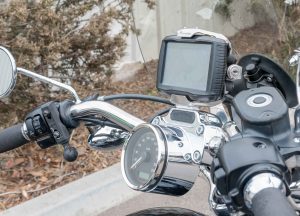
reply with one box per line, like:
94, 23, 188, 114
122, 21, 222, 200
196, 126, 204, 136
267, 77, 273, 82
178, 142, 184, 148
184, 153, 192, 161
43, 110, 51, 119
152, 117, 160, 125
53, 130, 60, 139
193, 151, 201, 163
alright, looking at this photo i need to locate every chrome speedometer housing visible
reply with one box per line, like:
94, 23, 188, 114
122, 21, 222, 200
121, 124, 167, 191
121, 121, 202, 196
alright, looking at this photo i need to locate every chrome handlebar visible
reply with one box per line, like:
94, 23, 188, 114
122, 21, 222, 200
69, 100, 145, 131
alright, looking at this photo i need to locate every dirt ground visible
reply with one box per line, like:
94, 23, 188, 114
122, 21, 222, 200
0, 23, 283, 211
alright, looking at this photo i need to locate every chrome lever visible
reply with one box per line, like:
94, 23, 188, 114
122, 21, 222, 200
289, 48, 300, 138
88, 126, 129, 150
289, 48, 300, 104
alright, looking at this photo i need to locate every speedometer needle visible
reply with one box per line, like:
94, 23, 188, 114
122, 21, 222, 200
130, 156, 143, 169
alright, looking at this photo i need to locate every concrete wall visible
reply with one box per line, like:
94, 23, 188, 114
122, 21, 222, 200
122, 0, 257, 63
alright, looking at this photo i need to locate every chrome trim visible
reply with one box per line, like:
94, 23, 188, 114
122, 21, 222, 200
88, 126, 129, 150
121, 106, 228, 196
200, 165, 228, 215
17, 67, 81, 104
21, 123, 30, 141
288, 179, 300, 211
243, 173, 286, 209
121, 124, 167, 191
153, 125, 201, 195
223, 121, 239, 138
121, 121, 201, 196
227, 64, 242, 80
289, 48, 300, 104
177, 28, 232, 52
170, 95, 224, 108
0, 46, 17, 99
288, 196, 300, 211
70, 100, 145, 131
290, 180, 300, 191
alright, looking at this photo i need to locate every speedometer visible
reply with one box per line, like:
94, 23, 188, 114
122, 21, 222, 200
121, 122, 201, 196
121, 124, 167, 191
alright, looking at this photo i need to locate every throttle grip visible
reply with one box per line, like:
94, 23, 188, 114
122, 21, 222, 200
0, 123, 29, 153
252, 188, 296, 216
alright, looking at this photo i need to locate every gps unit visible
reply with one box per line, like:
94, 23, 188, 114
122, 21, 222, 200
157, 28, 230, 103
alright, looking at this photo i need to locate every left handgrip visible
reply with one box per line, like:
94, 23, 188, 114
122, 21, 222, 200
0, 123, 29, 153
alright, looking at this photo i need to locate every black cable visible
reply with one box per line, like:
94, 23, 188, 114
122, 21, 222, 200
130, 10, 150, 74
74, 117, 124, 130
148, 107, 171, 122
101, 94, 174, 106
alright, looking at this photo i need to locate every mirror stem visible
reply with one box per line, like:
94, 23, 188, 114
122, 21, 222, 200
17, 68, 81, 104
297, 51, 300, 106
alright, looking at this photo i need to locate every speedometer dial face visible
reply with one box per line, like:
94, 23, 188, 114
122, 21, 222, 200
123, 125, 165, 189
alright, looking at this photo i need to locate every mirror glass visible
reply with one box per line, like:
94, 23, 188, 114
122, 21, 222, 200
0, 46, 17, 99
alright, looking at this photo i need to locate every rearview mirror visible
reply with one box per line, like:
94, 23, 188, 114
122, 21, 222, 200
0, 46, 17, 99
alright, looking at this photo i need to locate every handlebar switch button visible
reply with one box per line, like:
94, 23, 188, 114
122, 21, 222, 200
32, 115, 47, 135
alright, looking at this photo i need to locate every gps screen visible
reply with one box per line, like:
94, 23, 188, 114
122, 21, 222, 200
162, 42, 211, 92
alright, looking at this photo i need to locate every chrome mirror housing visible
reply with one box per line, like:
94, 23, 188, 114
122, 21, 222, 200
0, 46, 17, 99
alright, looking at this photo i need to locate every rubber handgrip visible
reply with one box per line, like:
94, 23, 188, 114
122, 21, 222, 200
0, 123, 29, 153
252, 188, 296, 216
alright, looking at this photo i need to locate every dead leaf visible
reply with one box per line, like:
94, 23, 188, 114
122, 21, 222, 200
28, 171, 44, 177
21, 190, 29, 199
11, 170, 20, 178
4, 159, 14, 169
14, 158, 25, 167
39, 176, 48, 182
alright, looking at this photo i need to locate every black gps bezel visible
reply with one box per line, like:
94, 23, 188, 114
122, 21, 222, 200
156, 35, 229, 102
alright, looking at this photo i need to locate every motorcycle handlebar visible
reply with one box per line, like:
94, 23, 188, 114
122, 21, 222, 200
69, 100, 145, 131
0, 123, 29, 153
251, 187, 296, 216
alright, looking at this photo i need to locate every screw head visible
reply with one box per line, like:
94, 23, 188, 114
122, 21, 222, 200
152, 117, 160, 125
193, 151, 201, 163
184, 153, 192, 161
43, 110, 51, 119
53, 130, 60, 139
196, 126, 204, 136
267, 77, 273, 82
